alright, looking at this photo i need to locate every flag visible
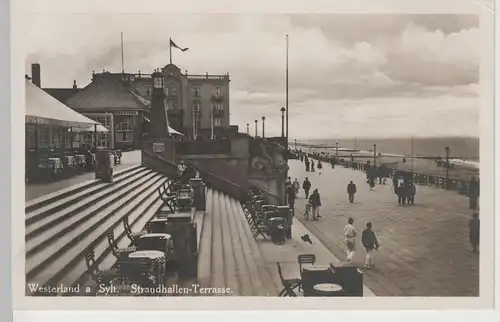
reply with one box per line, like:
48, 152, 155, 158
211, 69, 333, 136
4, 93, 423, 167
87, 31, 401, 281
170, 39, 189, 52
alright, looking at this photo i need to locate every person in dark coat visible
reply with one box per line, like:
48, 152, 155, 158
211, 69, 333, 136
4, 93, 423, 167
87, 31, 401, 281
286, 184, 296, 213
396, 183, 407, 205
347, 181, 357, 203
469, 212, 480, 253
308, 189, 322, 220
362, 222, 379, 269
407, 182, 416, 205
311, 160, 315, 172
317, 161, 323, 174
468, 176, 479, 210
305, 158, 310, 172
302, 177, 312, 198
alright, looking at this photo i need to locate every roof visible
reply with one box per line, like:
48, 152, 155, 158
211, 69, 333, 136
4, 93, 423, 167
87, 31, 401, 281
25, 79, 98, 127
43, 88, 80, 103
65, 75, 149, 111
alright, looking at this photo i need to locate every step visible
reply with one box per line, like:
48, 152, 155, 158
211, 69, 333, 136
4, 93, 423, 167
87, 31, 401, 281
26, 167, 151, 236
26, 175, 168, 291
26, 172, 164, 280
25, 170, 157, 255
221, 193, 253, 296
232, 199, 277, 296
25, 165, 142, 213
55, 196, 165, 294
196, 188, 213, 288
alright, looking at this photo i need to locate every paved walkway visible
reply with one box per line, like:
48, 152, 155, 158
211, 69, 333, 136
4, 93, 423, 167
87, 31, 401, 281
25, 150, 142, 201
288, 159, 479, 296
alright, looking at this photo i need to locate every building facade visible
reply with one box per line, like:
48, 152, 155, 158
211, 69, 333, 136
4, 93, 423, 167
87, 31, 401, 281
39, 62, 232, 147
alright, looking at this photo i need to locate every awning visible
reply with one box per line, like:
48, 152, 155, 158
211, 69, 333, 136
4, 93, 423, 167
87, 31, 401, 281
68, 124, 109, 133
25, 79, 97, 127
144, 116, 183, 136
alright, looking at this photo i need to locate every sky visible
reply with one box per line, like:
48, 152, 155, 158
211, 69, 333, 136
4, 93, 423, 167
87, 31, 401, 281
24, 13, 482, 139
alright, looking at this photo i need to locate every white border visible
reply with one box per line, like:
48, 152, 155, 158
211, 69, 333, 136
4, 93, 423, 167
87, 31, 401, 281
11, 0, 497, 317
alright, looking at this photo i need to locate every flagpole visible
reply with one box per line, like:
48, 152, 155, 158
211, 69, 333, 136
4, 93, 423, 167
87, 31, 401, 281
121, 32, 124, 73
285, 35, 289, 164
211, 105, 214, 140
169, 37, 172, 64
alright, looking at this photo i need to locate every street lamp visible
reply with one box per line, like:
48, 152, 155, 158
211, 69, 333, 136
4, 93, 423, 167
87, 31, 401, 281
254, 120, 258, 138
262, 116, 266, 138
373, 144, 377, 168
280, 107, 285, 138
445, 146, 450, 189
336, 142, 339, 159
246, 123, 249, 135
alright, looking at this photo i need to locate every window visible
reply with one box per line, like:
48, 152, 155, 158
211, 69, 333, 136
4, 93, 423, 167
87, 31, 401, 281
26, 126, 36, 149
171, 87, 177, 95
116, 122, 134, 143
96, 133, 109, 148
195, 117, 202, 132
191, 86, 201, 97
214, 103, 223, 111
214, 117, 222, 127
214, 87, 222, 95
165, 87, 169, 95
193, 101, 201, 112
39, 127, 50, 147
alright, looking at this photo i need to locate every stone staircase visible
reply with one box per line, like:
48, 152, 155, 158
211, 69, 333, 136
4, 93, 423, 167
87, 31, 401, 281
24, 164, 279, 297
196, 188, 278, 296
25, 165, 169, 295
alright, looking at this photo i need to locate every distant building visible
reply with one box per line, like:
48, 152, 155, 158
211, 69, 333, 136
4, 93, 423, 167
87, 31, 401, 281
36, 62, 232, 149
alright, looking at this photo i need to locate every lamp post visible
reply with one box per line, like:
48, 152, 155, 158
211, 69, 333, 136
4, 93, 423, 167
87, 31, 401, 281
262, 116, 266, 138
373, 144, 377, 168
336, 142, 339, 159
254, 120, 258, 138
246, 123, 249, 135
280, 107, 285, 137
294, 139, 297, 150
445, 146, 450, 189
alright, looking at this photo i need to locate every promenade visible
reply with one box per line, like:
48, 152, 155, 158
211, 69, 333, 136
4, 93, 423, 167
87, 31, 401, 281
25, 150, 141, 201
288, 159, 479, 296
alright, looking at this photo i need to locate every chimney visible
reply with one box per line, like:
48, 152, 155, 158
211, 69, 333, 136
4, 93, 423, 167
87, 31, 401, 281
31, 63, 41, 87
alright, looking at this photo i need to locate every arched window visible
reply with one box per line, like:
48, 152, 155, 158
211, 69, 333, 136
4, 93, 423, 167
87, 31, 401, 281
116, 122, 134, 142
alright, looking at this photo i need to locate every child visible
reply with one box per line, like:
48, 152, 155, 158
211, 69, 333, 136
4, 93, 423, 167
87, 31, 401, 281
304, 202, 311, 220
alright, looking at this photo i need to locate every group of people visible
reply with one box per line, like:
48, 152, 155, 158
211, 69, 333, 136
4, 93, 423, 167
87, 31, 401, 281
286, 176, 324, 221
393, 181, 417, 206
302, 155, 324, 174
344, 217, 380, 269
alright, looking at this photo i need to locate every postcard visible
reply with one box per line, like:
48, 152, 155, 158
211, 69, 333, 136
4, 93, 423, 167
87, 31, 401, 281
11, 0, 495, 311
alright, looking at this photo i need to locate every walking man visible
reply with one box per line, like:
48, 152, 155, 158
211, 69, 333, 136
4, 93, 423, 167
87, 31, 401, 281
344, 218, 357, 262
317, 161, 323, 175
408, 182, 416, 205
305, 158, 310, 172
362, 222, 379, 269
308, 189, 322, 221
396, 183, 407, 205
347, 181, 357, 203
287, 184, 296, 214
469, 212, 480, 253
311, 160, 315, 172
468, 176, 479, 210
302, 177, 311, 199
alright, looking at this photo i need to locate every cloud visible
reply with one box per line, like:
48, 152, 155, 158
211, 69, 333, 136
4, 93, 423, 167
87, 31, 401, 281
24, 13, 481, 138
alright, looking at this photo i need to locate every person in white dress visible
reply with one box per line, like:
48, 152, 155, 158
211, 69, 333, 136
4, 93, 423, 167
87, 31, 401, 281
344, 217, 357, 262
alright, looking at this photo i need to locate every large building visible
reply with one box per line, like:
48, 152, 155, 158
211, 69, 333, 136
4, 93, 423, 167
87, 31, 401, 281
36, 62, 232, 150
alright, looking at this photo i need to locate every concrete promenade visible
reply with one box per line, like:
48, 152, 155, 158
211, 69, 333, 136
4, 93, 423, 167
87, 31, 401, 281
288, 159, 479, 296
25, 150, 141, 201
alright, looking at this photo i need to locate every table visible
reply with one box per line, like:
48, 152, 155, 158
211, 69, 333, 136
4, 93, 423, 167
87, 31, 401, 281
301, 265, 335, 296
149, 217, 169, 233
137, 233, 174, 259
312, 283, 343, 297
127, 250, 166, 286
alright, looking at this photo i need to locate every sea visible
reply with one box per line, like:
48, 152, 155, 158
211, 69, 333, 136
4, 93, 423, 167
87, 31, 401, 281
298, 137, 479, 161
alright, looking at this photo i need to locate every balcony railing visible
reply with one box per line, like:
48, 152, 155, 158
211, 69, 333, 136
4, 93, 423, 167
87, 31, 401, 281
212, 94, 224, 101
213, 109, 224, 117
